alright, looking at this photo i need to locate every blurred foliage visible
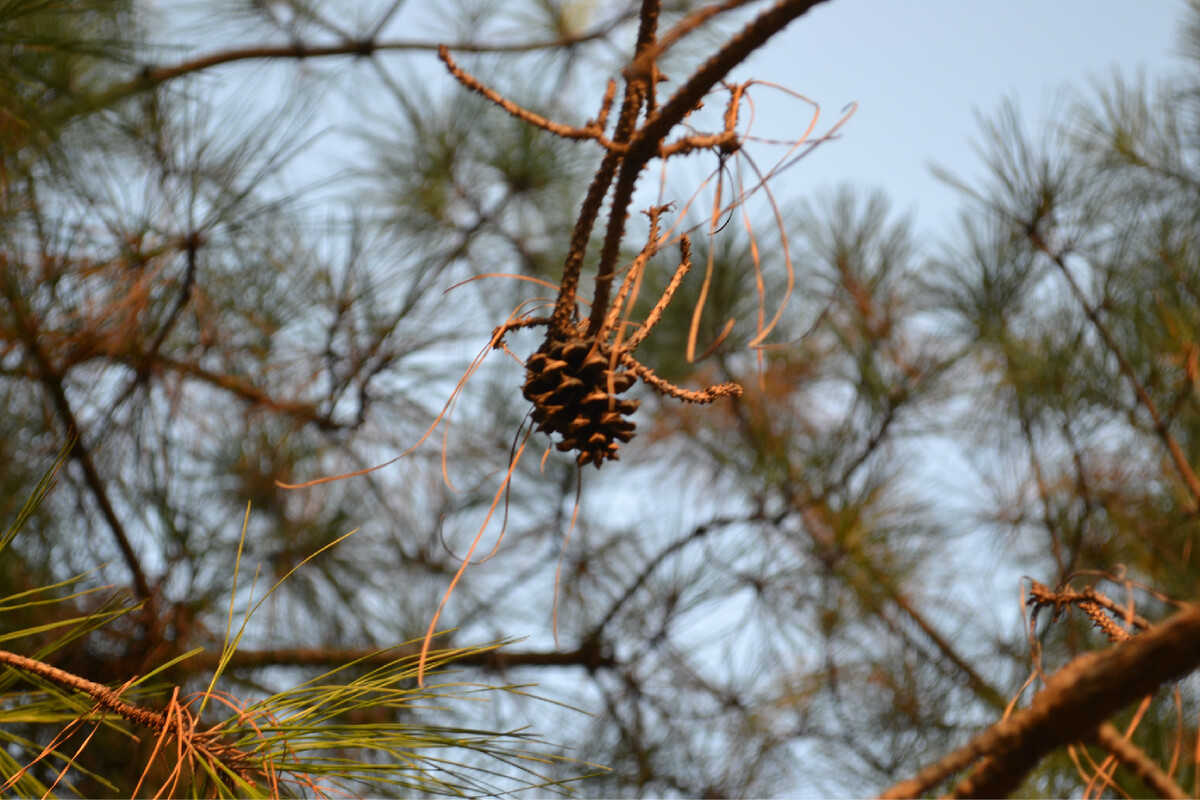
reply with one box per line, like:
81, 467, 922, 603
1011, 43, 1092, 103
2, 0, 1200, 797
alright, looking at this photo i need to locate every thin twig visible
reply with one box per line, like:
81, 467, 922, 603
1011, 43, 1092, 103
1093, 722, 1187, 800
598, 204, 671, 342
587, 0, 831, 336
0, 274, 154, 605
1029, 581, 1153, 633
438, 46, 616, 145
620, 354, 742, 403
625, 235, 692, 350
140, 26, 628, 85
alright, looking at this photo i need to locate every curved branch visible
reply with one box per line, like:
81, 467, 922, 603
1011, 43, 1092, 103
53, 17, 636, 128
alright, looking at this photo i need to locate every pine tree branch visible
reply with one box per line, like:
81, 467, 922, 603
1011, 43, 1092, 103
45, 15, 638, 129
155, 357, 342, 430
879, 602, 1200, 799
550, 0, 662, 336
0, 650, 255, 789
0, 650, 165, 730
189, 642, 616, 674
138, 25, 630, 86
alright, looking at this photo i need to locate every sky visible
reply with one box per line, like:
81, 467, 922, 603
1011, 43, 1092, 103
725, 0, 1186, 236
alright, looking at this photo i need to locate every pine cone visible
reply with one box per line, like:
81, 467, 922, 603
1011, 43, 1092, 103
523, 337, 639, 468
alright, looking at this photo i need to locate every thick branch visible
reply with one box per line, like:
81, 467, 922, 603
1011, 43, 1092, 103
550, 0, 662, 335
879, 602, 1200, 799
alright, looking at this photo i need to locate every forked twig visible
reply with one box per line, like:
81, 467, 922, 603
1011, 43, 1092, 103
1028, 580, 1153, 637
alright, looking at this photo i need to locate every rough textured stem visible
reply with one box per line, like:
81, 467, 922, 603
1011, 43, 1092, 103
0, 650, 161, 728
550, 0, 661, 335
879, 603, 1200, 799
586, 0, 831, 336
0, 650, 254, 788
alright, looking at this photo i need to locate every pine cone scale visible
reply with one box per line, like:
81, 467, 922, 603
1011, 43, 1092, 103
522, 335, 640, 468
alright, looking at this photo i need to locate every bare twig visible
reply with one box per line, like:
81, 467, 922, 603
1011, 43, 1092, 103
624, 235, 692, 350
587, 0, 831, 336
438, 46, 617, 145
1094, 721, 1187, 799
1029, 581, 1152, 635
139, 26, 629, 85
620, 353, 743, 403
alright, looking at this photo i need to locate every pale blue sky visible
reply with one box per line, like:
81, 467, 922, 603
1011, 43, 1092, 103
725, 0, 1185, 233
